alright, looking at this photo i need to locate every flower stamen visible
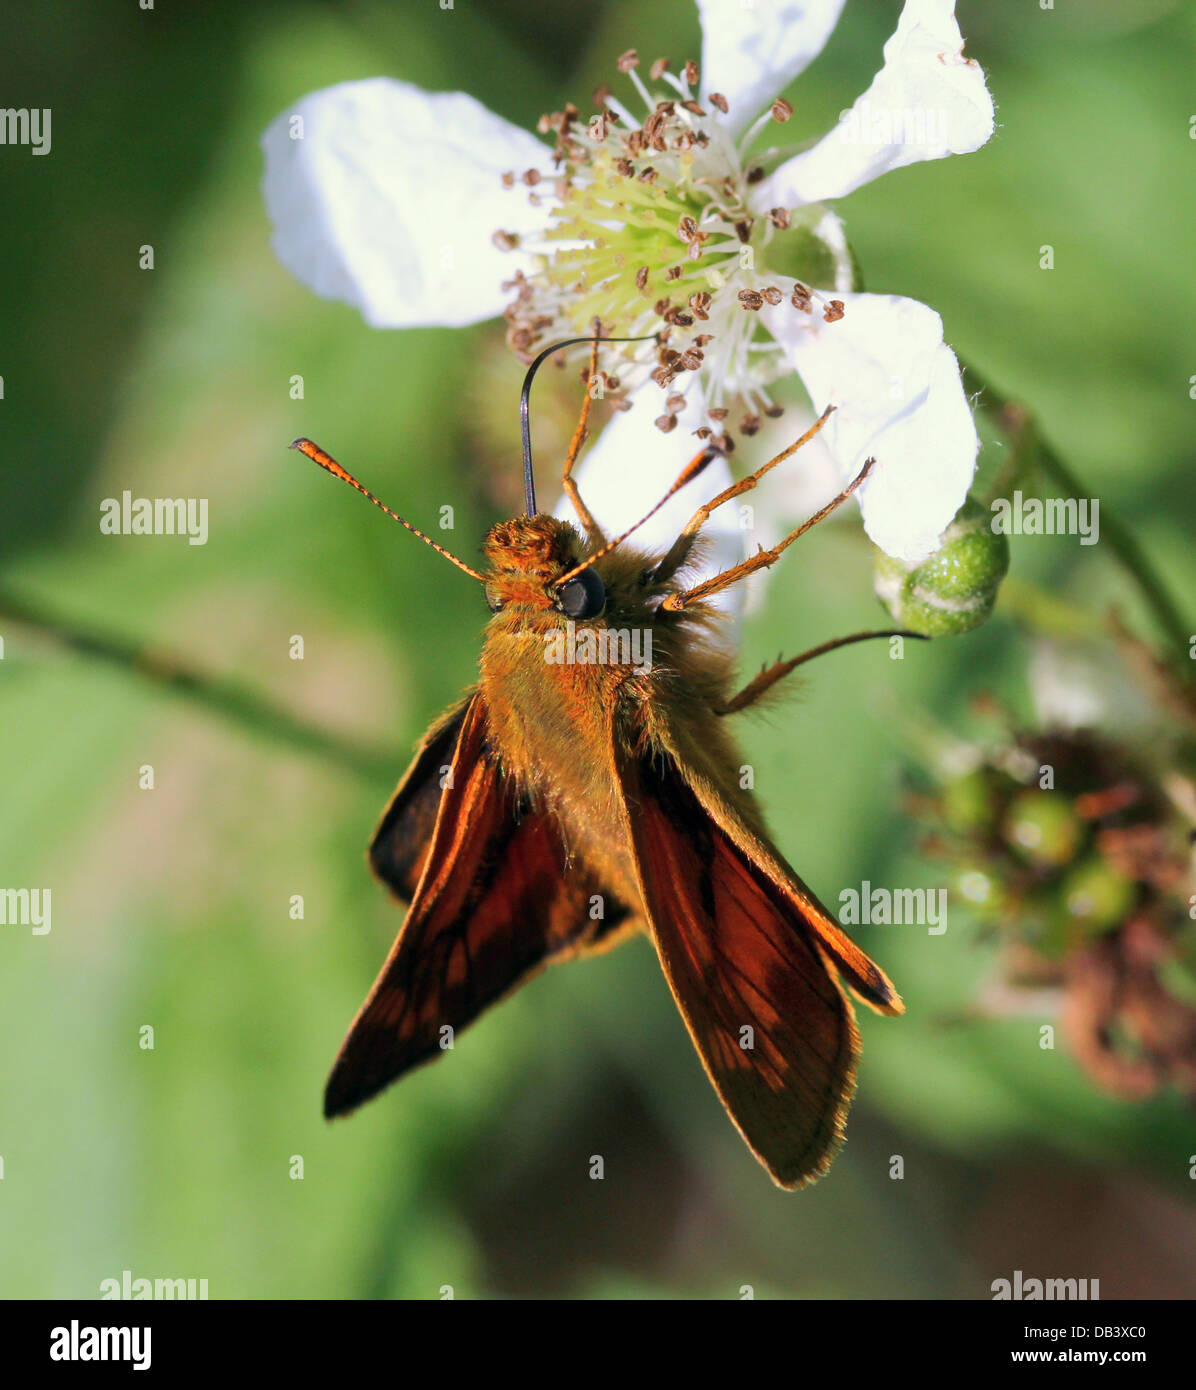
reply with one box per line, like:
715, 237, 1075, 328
500, 58, 852, 443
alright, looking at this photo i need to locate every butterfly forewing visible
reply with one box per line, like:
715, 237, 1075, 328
325, 694, 632, 1118
612, 730, 899, 1187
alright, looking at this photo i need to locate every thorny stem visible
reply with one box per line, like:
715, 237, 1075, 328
0, 589, 401, 782
965, 360, 1189, 661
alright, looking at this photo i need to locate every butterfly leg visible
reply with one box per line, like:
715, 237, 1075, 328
561, 335, 606, 547
714, 629, 925, 716
652, 406, 835, 585
660, 453, 875, 612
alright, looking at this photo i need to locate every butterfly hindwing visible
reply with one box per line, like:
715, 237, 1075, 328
368, 698, 472, 903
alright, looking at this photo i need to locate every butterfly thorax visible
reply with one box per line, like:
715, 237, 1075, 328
477, 513, 758, 882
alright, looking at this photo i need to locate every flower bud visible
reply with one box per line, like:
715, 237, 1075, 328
873, 497, 1008, 636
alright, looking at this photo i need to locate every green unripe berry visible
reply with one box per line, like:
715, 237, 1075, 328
874, 497, 1009, 637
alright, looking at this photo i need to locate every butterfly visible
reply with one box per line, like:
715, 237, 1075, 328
292, 334, 905, 1187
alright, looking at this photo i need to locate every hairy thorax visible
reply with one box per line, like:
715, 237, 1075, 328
479, 616, 643, 855
477, 512, 753, 882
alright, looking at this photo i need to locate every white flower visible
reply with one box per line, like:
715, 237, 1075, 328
263, 0, 994, 565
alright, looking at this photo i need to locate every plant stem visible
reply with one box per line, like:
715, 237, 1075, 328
0, 588, 400, 782
1032, 428, 1188, 657
964, 361, 1189, 660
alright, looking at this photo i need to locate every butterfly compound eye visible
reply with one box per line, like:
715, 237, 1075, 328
557, 567, 606, 620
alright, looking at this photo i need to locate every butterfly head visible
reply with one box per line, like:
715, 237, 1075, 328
482, 516, 607, 620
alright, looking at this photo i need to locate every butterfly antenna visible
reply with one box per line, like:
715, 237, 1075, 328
291, 438, 486, 583
520, 332, 661, 517
553, 443, 723, 587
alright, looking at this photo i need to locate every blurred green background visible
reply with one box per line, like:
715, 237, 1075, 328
2, 0, 1194, 1299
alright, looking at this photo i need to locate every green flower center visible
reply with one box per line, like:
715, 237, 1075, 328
540, 150, 742, 335
497, 56, 856, 443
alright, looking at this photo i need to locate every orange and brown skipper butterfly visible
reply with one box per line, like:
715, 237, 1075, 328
292, 334, 906, 1187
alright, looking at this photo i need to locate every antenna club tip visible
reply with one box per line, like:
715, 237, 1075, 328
290, 437, 310, 451
678, 444, 723, 484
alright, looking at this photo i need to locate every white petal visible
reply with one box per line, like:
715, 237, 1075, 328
555, 381, 748, 619
761, 290, 979, 562
697, 0, 847, 140
262, 78, 553, 329
756, 0, 994, 206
